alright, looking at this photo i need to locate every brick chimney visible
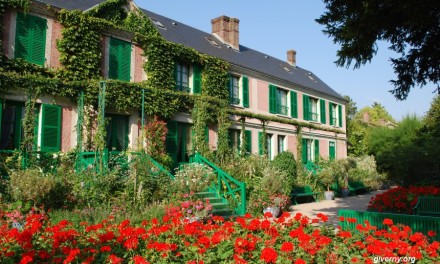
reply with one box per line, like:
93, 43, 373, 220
211, 16, 240, 50
287, 50, 297, 67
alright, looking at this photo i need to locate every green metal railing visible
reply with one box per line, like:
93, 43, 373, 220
338, 209, 440, 241
76, 150, 174, 179
190, 152, 246, 216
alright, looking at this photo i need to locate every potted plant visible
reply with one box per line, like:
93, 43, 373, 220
317, 167, 336, 200
263, 194, 290, 217
335, 158, 356, 197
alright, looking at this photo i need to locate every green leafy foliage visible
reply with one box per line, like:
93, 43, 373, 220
317, 0, 440, 99
368, 115, 424, 186
271, 150, 297, 181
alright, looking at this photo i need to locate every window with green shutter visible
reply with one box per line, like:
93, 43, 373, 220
244, 130, 252, 154
269, 84, 277, 114
302, 138, 308, 164
320, 99, 326, 124
303, 94, 310, 120
338, 105, 343, 127
228, 129, 241, 154
40, 104, 61, 152
290, 91, 298, 118
329, 102, 337, 126
109, 37, 131, 81
229, 75, 240, 104
329, 141, 336, 160
314, 139, 320, 161
175, 62, 190, 92
242, 76, 249, 108
15, 12, 47, 66
166, 121, 178, 167
193, 64, 202, 94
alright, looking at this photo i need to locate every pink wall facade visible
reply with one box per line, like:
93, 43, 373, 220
133, 45, 145, 82
61, 106, 73, 152
50, 20, 62, 69
256, 80, 269, 112
319, 140, 329, 159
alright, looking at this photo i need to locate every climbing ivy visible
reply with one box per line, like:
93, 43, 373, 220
0, 0, 345, 165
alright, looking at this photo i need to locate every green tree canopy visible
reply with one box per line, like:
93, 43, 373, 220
317, 0, 440, 100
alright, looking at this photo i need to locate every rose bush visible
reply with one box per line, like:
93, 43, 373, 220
1, 208, 439, 263
368, 186, 440, 214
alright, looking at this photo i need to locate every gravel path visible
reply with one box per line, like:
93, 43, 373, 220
288, 190, 386, 226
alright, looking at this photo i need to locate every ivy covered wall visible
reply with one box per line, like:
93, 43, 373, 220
0, 0, 344, 158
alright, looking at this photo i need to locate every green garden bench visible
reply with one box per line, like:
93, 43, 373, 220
413, 196, 440, 217
291, 186, 319, 205
348, 181, 369, 195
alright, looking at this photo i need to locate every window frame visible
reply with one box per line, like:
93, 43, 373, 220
229, 75, 241, 105
176, 62, 190, 92
277, 135, 285, 154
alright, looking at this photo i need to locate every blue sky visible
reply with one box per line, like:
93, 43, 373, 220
136, 0, 437, 120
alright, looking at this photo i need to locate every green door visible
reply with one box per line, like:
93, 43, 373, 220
105, 114, 129, 152
329, 141, 336, 160
166, 121, 192, 168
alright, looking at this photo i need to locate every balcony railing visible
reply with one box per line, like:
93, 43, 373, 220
310, 112, 318, 122
277, 105, 289, 115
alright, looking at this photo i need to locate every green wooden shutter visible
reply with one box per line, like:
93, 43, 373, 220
40, 104, 61, 152
31, 15, 47, 66
15, 12, 31, 60
303, 94, 310, 120
120, 40, 131, 81
329, 142, 336, 160
245, 130, 252, 154
109, 38, 131, 81
258, 131, 263, 155
166, 121, 178, 167
242, 76, 249, 108
269, 84, 277, 114
193, 64, 202, 94
302, 138, 308, 164
329, 102, 334, 126
228, 74, 233, 103
15, 13, 47, 65
290, 91, 298, 118
338, 105, 343, 127
109, 38, 119, 80
314, 140, 320, 161
320, 99, 326, 124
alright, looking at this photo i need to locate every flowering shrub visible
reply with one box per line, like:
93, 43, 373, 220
171, 193, 213, 220
173, 163, 216, 193
368, 186, 440, 214
1, 208, 439, 263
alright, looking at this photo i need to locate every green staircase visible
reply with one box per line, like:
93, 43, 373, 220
190, 153, 246, 217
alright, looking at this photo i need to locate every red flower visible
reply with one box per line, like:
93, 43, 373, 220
100, 246, 111, 252
280, 241, 294, 252
19, 255, 33, 264
294, 259, 306, 264
133, 255, 149, 264
260, 247, 277, 263
382, 218, 393, 226
317, 213, 328, 222
428, 230, 437, 237
108, 254, 123, 264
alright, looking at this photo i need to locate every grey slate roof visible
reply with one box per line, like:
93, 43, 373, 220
34, 0, 343, 100
35, 0, 106, 11
141, 9, 344, 100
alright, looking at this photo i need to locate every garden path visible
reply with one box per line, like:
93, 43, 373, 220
289, 189, 386, 226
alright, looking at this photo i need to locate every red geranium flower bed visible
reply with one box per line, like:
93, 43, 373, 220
0, 208, 439, 263
368, 186, 440, 214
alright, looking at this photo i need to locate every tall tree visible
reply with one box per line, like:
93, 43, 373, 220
316, 0, 440, 100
